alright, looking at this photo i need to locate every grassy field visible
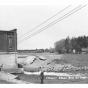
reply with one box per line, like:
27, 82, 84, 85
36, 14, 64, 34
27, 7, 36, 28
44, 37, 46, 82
59, 54, 88, 67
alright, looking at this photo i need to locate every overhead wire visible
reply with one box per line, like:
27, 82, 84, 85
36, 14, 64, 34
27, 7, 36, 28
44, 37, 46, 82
18, 5, 82, 44
18, 5, 86, 44
18, 5, 71, 39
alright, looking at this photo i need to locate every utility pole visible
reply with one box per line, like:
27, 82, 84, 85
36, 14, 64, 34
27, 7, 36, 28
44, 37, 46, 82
14, 29, 18, 69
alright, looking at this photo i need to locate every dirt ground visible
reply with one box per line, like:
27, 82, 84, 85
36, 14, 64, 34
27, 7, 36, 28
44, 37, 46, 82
19, 53, 88, 72
18, 74, 88, 84
0, 80, 14, 84
1, 53, 88, 84
17, 53, 88, 84
19, 53, 88, 66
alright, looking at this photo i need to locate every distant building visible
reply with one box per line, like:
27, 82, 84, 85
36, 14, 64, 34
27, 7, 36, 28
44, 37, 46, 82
0, 29, 17, 53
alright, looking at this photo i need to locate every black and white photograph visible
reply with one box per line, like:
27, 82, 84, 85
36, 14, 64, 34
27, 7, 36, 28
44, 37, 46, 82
0, 0, 88, 85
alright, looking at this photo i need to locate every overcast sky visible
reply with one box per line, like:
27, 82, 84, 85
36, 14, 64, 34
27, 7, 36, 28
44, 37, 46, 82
0, 0, 88, 50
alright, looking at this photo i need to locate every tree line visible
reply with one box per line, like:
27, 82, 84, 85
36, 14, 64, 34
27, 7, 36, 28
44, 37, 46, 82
18, 35, 88, 54
18, 48, 55, 53
54, 36, 88, 54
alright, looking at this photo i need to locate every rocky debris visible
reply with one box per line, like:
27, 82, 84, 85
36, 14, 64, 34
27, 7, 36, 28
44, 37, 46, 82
38, 58, 88, 72
17, 55, 46, 66
17, 56, 88, 73
42, 58, 88, 72
43, 65, 88, 72
37, 56, 46, 60
17, 56, 37, 66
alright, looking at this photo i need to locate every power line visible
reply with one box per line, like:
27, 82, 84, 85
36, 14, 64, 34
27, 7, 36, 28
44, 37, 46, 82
18, 5, 82, 44
18, 5, 71, 39
18, 5, 86, 44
